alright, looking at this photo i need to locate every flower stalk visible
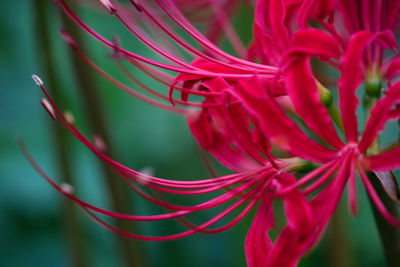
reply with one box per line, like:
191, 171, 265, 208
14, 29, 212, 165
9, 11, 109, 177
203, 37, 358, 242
33, 2, 88, 267
59, 4, 146, 267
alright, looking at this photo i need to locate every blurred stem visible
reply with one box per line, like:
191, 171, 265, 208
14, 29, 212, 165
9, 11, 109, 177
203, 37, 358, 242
59, 5, 145, 267
327, 105, 345, 133
367, 171, 400, 267
326, 202, 352, 267
33, 2, 88, 267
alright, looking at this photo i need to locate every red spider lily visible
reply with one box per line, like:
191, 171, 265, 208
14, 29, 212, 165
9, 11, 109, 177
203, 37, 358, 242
27, 0, 400, 266
28, 0, 310, 260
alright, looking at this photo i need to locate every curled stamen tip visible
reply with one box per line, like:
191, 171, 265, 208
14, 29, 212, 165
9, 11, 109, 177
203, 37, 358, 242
40, 98, 57, 120
59, 29, 78, 49
32, 74, 43, 87
64, 110, 75, 124
60, 183, 74, 194
93, 134, 107, 152
98, 0, 117, 14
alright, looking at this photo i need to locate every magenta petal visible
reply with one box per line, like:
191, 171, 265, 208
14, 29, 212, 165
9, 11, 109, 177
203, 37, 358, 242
359, 80, 400, 152
285, 28, 341, 63
297, 0, 337, 28
245, 197, 274, 267
385, 58, 400, 84
187, 110, 214, 150
187, 109, 260, 172
231, 76, 337, 163
285, 58, 344, 149
279, 174, 313, 233
338, 30, 397, 143
253, 0, 290, 64
366, 147, 400, 171
338, 31, 373, 143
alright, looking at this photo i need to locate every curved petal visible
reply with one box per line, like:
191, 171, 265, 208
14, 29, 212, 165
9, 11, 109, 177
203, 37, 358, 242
187, 109, 260, 172
338, 31, 372, 143
385, 58, 400, 85
285, 28, 341, 64
297, 0, 337, 28
366, 146, 400, 171
279, 174, 313, 234
285, 58, 344, 149
245, 197, 274, 267
231, 76, 337, 163
339, 30, 397, 143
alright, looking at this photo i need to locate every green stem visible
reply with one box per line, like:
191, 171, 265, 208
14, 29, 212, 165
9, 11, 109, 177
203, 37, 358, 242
59, 5, 146, 267
326, 202, 352, 267
33, 2, 89, 267
367, 171, 400, 267
327, 105, 345, 133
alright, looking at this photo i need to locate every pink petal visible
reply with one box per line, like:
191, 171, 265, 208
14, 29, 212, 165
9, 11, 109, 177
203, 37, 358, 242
366, 146, 400, 171
279, 174, 313, 233
297, 0, 337, 28
385, 58, 400, 84
187, 110, 215, 150
245, 197, 274, 267
231, 76, 337, 163
338, 31, 373, 143
285, 28, 341, 64
187, 109, 260, 172
284, 57, 344, 149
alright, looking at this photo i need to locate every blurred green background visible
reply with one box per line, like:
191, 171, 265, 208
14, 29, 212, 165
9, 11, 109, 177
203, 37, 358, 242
0, 1, 390, 266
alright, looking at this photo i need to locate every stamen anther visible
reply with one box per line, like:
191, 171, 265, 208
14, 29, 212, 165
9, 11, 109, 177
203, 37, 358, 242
40, 98, 57, 120
32, 74, 43, 87
98, 0, 117, 14
60, 183, 74, 194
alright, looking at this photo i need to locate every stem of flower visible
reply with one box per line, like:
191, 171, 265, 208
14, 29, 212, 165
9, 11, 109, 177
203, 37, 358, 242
327, 105, 345, 133
33, 2, 89, 267
326, 202, 352, 267
59, 5, 146, 267
367, 171, 400, 267
317, 81, 345, 133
